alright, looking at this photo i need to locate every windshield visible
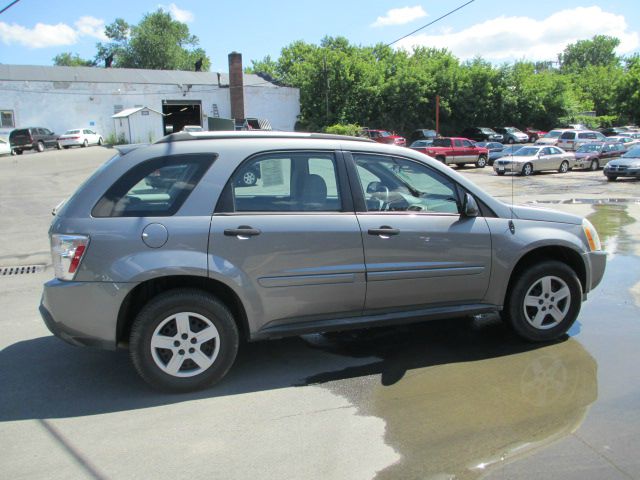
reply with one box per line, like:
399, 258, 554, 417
577, 144, 601, 153
545, 130, 563, 138
622, 146, 640, 158
480, 128, 496, 134
513, 147, 540, 156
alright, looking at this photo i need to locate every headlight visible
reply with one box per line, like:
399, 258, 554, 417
582, 219, 601, 252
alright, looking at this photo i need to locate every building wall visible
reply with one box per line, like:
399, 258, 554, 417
0, 79, 299, 139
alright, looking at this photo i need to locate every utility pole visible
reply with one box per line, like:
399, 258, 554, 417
435, 95, 440, 134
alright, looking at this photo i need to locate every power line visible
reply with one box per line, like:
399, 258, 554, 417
385, 0, 476, 47
0, 0, 21, 15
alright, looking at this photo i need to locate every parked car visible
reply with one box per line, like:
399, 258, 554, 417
409, 139, 434, 153
573, 142, 626, 170
460, 127, 504, 143
494, 144, 524, 163
603, 145, 640, 181
9, 127, 59, 154
40, 131, 606, 392
423, 137, 489, 167
57, 128, 104, 149
0, 138, 11, 156
535, 129, 570, 147
360, 128, 406, 146
556, 130, 607, 151
493, 127, 529, 144
524, 127, 547, 143
493, 145, 575, 176
599, 127, 628, 137
409, 129, 438, 144
606, 136, 640, 150
474, 141, 504, 165
617, 132, 640, 140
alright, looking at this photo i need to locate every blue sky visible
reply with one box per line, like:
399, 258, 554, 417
1, 0, 639, 71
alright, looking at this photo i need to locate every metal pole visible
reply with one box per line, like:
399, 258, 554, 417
436, 95, 440, 134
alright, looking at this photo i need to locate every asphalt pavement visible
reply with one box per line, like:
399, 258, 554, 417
1, 147, 639, 479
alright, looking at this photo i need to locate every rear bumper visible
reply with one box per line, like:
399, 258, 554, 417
40, 278, 134, 350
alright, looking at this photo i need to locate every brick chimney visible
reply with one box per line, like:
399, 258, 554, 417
228, 52, 244, 121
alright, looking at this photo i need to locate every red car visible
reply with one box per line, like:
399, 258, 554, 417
422, 137, 489, 168
524, 127, 547, 143
360, 128, 406, 147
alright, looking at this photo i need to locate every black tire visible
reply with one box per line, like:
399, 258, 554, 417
496, 171, 506, 176
475, 156, 487, 168
82, 139, 88, 148
521, 163, 533, 176
504, 261, 582, 342
36, 141, 44, 152
55, 142, 62, 150
558, 160, 569, 173
14, 148, 23, 155
63, 146, 70, 149
435, 156, 446, 164
98, 137, 103, 146
130, 289, 239, 392
507, 137, 515, 144
606, 175, 617, 182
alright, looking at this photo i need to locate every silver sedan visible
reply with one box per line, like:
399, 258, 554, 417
493, 146, 575, 176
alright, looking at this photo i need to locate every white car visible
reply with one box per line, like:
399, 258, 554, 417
535, 129, 571, 146
607, 136, 640, 151
58, 128, 103, 148
493, 145, 575, 176
0, 138, 11, 156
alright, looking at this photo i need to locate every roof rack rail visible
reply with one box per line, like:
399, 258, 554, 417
154, 131, 375, 144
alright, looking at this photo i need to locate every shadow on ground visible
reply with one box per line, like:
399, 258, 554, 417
1, 315, 569, 421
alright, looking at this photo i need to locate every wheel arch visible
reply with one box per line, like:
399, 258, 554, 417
503, 246, 587, 307
116, 275, 250, 346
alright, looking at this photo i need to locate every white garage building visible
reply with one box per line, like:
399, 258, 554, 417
0, 52, 300, 141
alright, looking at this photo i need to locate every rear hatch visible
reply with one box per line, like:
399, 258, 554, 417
9, 129, 32, 147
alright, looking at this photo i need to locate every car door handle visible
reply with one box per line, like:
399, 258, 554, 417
368, 226, 400, 236
224, 226, 261, 237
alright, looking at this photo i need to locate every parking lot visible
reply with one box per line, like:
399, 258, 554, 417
1, 147, 639, 479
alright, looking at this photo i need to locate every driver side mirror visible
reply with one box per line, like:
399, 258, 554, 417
462, 193, 479, 217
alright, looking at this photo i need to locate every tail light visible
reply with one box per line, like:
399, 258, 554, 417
51, 234, 90, 280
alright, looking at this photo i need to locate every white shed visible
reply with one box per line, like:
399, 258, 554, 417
113, 107, 164, 144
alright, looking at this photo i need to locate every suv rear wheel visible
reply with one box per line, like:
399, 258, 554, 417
130, 289, 239, 392
475, 156, 487, 168
504, 261, 581, 342
36, 141, 45, 152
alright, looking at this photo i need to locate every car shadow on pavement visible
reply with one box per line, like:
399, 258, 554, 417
0, 314, 564, 421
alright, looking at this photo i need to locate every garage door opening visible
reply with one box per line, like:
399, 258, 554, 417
162, 101, 202, 134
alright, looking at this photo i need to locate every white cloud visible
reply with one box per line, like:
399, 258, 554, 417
0, 22, 78, 48
159, 3, 194, 23
395, 6, 639, 62
75, 16, 108, 41
0, 16, 108, 48
372, 6, 427, 27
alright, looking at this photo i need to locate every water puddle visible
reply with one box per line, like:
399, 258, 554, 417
299, 319, 597, 479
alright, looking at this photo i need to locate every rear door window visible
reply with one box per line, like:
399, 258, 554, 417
560, 132, 576, 140
92, 154, 214, 217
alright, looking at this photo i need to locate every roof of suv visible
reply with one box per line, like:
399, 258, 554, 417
155, 131, 375, 144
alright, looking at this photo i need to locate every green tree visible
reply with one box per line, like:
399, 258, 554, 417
559, 35, 620, 71
93, 11, 209, 70
52, 52, 95, 67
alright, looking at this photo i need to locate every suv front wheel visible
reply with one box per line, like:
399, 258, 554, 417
504, 261, 582, 342
130, 289, 239, 392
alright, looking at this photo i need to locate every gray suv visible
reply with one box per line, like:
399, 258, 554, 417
40, 132, 606, 392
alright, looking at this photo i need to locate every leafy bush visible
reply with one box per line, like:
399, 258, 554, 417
324, 123, 361, 137
104, 132, 127, 145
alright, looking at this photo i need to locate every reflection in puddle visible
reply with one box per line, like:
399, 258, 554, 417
301, 320, 597, 479
586, 204, 636, 255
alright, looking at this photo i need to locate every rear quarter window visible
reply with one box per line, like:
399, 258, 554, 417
92, 154, 215, 217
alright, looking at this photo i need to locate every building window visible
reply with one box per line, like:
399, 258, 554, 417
1, 110, 15, 128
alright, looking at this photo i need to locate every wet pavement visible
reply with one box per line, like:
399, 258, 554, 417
1, 149, 639, 479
